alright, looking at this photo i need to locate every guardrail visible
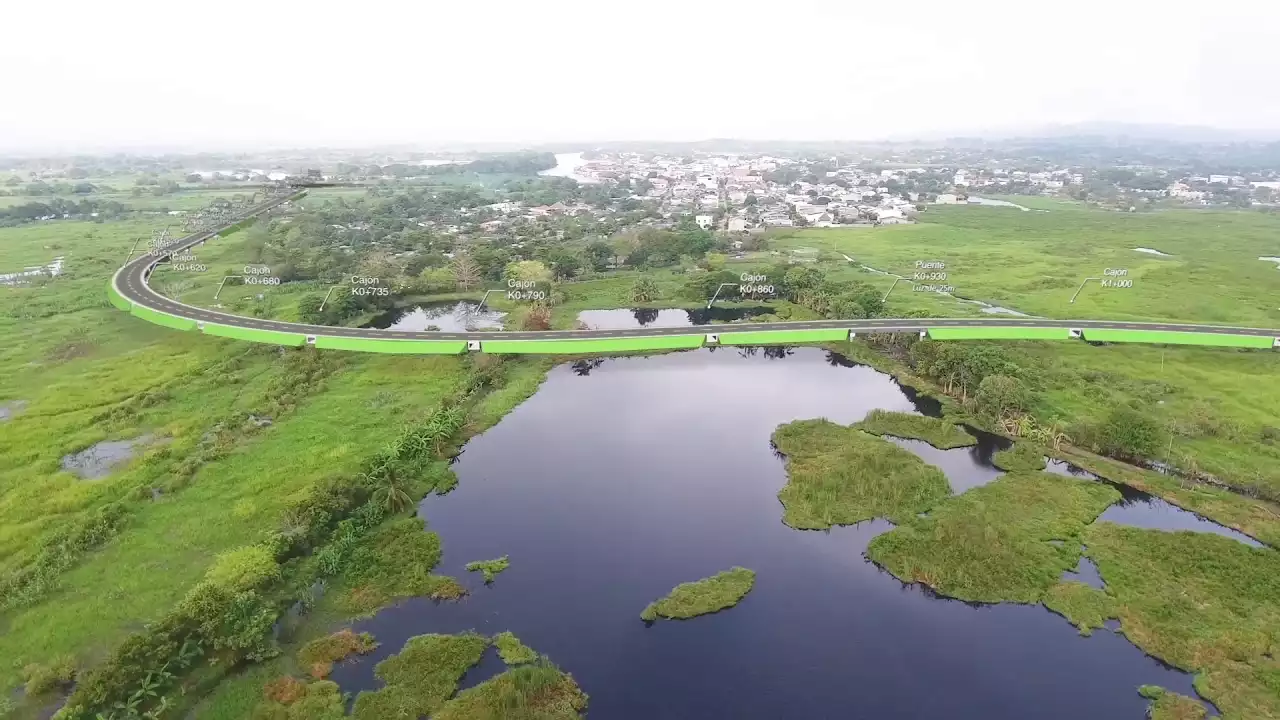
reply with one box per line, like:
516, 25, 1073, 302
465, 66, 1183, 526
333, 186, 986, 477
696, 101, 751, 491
107, 195, 1280, 356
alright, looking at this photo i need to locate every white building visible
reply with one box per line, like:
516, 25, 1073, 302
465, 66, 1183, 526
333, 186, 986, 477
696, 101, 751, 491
1208, 174, 1231, 185
695, 214, 715, 230
936, 194, 959, 204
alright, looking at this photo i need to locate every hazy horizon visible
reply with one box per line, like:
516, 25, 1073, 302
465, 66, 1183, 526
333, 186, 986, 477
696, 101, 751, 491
4, 0, 1279, 155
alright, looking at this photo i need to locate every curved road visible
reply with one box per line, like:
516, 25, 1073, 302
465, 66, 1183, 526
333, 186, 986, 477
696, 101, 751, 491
113, 192, 1280, 343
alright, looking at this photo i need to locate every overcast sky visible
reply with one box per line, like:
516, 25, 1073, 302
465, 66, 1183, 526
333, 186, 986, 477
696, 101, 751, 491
4, 0, 1279, 153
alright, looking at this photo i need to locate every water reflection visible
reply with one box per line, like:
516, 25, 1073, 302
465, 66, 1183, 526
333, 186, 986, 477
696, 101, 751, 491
1046, 461, 1263, 547
577, 306, 775, 330
330, 348, 1204, 719
363, 300, 505, 332
1098, 491, 1263, 547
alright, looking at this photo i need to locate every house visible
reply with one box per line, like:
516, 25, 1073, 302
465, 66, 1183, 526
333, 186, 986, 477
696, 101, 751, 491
695, 214, 715, 230
727, 218, 747, 232
936, 194, 959, 205
1208, 175, 1231, 185
800, 209, 826, 226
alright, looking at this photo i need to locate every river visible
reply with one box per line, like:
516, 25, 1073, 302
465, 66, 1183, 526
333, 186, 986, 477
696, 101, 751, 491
329, 348, 1230, 718
539, 152, 596, 182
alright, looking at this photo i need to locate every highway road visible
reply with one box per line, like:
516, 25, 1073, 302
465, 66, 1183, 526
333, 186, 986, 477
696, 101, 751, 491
113, 193, 1280, 342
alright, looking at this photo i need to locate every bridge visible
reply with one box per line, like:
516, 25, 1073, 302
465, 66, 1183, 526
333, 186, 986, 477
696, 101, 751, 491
108, 192, 1280, 355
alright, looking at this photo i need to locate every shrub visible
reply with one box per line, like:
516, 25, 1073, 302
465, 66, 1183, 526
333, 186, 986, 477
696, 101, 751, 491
1099, 406, 1164, 459
206, 546, 280, 592
976, 374, 1031, 419
297, 630, 378, 679
263, 676, 308, 705
23, 655, 77, 696
519, 304, 552, 331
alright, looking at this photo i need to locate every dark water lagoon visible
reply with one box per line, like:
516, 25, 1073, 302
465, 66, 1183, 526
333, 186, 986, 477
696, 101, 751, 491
362, 300, 505, 332
330, 348, 1221, 718
577, 306, 776, 330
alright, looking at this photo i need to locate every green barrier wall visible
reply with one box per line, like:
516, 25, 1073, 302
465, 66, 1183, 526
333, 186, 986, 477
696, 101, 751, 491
130, 303, 197, 331
717, 329, 848, 345
928, 327, 1072, 341
481, 335, 705, 354
202, 323, 307, 347
1082, 329, 1274, 348
314, 336, 467, 354
107, 280, 133, 312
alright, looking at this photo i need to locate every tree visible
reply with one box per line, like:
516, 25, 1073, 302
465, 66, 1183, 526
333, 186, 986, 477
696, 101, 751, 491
420, 266, 456, 293
584, 241, 612, 272
611, 233, 640, 267
470, 246, 511, 281
630, 277, 659, 303
503, 260, 552, 285
544, 249, 582, 280
372, 469, 413, 515
976, 375, 1030, 419
450, 254, 481, 291
296, 293, 325, 324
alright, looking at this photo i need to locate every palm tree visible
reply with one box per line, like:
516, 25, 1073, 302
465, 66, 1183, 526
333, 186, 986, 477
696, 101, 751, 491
372, 469, 413, 515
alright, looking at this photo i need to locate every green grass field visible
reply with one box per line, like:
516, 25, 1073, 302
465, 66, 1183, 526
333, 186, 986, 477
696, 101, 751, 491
774, 203, 1280, 326
0, 213, 527, 712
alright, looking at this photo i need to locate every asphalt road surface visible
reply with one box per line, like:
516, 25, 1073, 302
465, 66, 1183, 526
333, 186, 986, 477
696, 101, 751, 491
114, 195, 1280, 341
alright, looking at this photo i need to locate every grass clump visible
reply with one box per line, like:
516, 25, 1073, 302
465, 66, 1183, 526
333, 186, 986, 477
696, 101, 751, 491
1042, 581, 1116, 636
336, 516, 452, 614
853, 409, 977, 449
21, 654, 76, 696
867, 473, 1118, 603
640, 567, 755, 621
466, 555, 511, 583
252, 679, 346, 720
432, 660, 588, 720
1085, 523, 1280, 718
494, 632, 539, 665
992, 442, 1048, 473
296, 629, 377, 679
351, 632, 489, 720
772, 419, 951, 529
1139, 686, 1208, 720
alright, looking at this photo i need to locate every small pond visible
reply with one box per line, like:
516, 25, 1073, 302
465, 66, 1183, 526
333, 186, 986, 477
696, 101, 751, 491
0, 400, 26, 422
0, 256, 65, 286
362, 301, 505, 333
328, 348, 1234, 718
577, 306, 776, 330
61, 434, 155, 480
